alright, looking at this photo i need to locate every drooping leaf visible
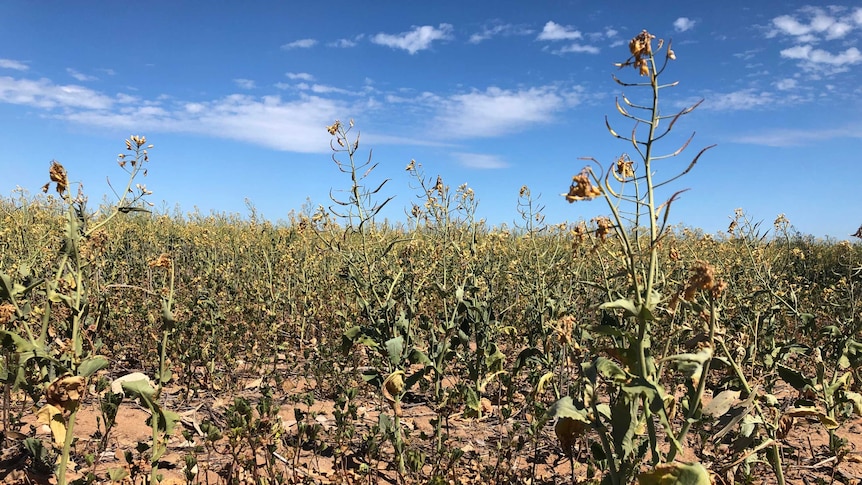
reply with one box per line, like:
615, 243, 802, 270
600, 298, 639, 318
784, 407, 839, 430
36, 404, 66, 446
595, 357, 628, 383
78, 355, 109, 378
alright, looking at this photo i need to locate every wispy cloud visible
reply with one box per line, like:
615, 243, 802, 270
0, 76, 114, 109
66, 68, 97, 82
286, 72, 314, 81
732, 125, 862, 147
452, 152, 508, 169
329, 34, 364, 48
0, 59, 29, 71
555, 44, 600, 54
469, 22, 532, 44
281, 38, 318, 50
67, 94, 346, 153
434, 85, 581, 138
775, 78, 798, 90
690, 88, 776, 111
673, 17, 697, 32
233, 78, 256, 89
371, 24, 453, 54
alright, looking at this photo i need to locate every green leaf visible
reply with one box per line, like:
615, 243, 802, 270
121, 378, 157, 400
407, 348, 431, 366
514, 347, 544, 373
777, 364, 813, 392
384, 336, 404, 366
78, 356, 109, 378
549, 396, 590, 423
600, 298, 639, 318
595, 357, 628, 383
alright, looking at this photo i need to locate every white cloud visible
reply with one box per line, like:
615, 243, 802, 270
469, 23, 532, 44
695, 89, 775, 111
673, 17, 696, 32
775, 78, 798, 90
329, 34, 364, 48
780, 45, 862, 66
452, 152, 508, 169
555, 43, 600, 54
65, 94, 345, 153
67, 68, 97, 82
537, 21, 582, 41
732, 125, 862, 146
371, 24, 453, 54
330, 38, 357, 48
769, 7, 859, 40
434, 85, 581, 138
286, 72, 314, 81
281, 38, 318, 49
0, 76, 115, 109
0, 59, 28, 71
233, 78, 256, 89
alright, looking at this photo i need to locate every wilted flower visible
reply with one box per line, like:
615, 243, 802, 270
683, 261, 725, 301
593, 217, 614, 241
148, 253, 173, 269
564, 168, 602, 202
42, 160, 68, 195
0, 303, 14, 325
433, 175, 444, 194
615, 154, 635, 179
326, 120, 341, 135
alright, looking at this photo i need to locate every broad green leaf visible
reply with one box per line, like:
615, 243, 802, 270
638, 462, 711, 485
611, 392, 638, 459
384, 336, 404, 366
549, 396, 590, 423
407, 348, 431, 366
600, 298, 639, 318
595, 357, 628, 383
78, 356, 109, 378
121, 378, 157, 400
777, 364, 813, 392
514, 347, 544, 372
0, 272, 14, 299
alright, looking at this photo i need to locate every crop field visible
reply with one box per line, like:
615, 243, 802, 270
2, 31, 862, 485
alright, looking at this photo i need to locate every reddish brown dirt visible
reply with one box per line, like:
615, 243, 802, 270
4, 379, 862, 484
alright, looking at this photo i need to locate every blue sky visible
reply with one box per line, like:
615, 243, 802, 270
1, 1, 860, 238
